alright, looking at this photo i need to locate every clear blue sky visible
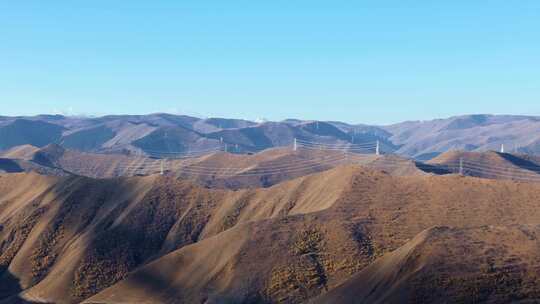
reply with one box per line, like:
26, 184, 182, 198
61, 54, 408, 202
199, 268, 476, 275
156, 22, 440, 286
1, 1, 539, 124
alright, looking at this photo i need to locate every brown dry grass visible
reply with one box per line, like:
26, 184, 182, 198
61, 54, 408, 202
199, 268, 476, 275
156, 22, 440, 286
3, 165, 540, 303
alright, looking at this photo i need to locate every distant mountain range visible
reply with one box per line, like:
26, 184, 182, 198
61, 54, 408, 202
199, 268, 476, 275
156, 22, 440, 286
2, 113, 540, 159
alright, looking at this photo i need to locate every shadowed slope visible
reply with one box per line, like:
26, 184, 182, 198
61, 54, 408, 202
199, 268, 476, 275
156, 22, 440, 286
0, 120, 64, 151
313, 225, 540, 304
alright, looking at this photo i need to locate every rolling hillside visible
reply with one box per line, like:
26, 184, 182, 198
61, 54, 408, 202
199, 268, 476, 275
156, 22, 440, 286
313, 225, 540, 304
3, 166, 540, 303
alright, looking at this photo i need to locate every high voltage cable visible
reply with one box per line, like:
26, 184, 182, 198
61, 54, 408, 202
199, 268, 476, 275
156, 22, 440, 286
64, 152, 378, 176
454, 160, 540, 175
297, 144, 376, 150
175, 158, 348, 174
295, 142, 377, 148
117, 156, 349, 177
141, 146, 224, 154
295, 138, 377, 144
459, 163, 540, 178
295, 140, 377, 148
460, 160, 540, 172
459, 167, 540, 182
370, 159, 540, 178
175, 157, 351, 171
297, 145, 376, 152
108, 152, 359, 171
369, 159, 540, 180
117, 153, 351, 174
109, 156, 349, 174
56, 138, 540, 183
296, 142, 377, 148
461, 167, 540, 179
174, 158, 349, 177
431, 161, 540, 180
462, 169, 540, 181
61, 155, 356, 176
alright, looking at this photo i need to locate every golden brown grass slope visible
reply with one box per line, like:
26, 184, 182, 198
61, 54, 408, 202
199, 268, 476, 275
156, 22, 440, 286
4, 165, 540, 303
0, 167, 358, 304
87, 166, 540, 303
50, 168, 540, 303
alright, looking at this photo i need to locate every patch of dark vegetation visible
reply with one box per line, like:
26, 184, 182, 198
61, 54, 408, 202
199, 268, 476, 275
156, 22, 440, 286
71, 178, 215, 301
0, 196, 48, 300
160, 185, 217, 252
30, 179, 112, 284
0, 206, 48, 273
266, 227, 328, 303
350, 222, 378, 258
222, 193, 253, 231
277, 182, 307, 218
411, 268, 538, 303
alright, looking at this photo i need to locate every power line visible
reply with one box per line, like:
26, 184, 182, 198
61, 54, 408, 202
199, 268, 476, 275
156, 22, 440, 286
156, 154, 349, 175
110, 152, 363, 171
295, 139, 377, 148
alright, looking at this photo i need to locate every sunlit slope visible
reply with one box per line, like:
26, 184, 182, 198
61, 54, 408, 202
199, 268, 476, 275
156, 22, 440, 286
88, 170, 540, 304
0, 167, 358, 303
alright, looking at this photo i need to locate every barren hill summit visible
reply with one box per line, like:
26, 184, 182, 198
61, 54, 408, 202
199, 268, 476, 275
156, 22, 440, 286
429, 150, 540, 182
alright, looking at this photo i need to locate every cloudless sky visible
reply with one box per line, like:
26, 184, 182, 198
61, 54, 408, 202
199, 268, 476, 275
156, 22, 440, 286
1, 1, 540, 124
